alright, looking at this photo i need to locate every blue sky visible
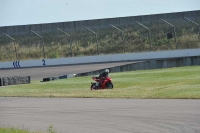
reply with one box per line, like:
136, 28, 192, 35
0, 0, 199, 27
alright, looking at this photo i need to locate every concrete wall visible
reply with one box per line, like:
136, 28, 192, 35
0, 48, 200, 69
76, 56, 200, 76
0, 10, 199, 35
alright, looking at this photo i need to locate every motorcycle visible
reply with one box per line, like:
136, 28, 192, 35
90, 76, 114, 90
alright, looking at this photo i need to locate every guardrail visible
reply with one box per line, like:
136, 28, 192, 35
0, 76, 30, 86
1, 48, 200, 69
76, 56, 200, 76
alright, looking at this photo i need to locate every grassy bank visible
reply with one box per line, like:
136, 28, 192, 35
0, 66, 200, 99
0, 125, 56, 133
0, 127, 39, 133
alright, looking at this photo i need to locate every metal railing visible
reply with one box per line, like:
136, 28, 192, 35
0, 17, 199, 62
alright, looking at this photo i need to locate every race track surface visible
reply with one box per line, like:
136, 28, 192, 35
0, 61, 135, 80
0, 98, 200, 133
1, 62, 200, 133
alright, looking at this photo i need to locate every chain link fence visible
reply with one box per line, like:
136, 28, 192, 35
0, 17, 200, 61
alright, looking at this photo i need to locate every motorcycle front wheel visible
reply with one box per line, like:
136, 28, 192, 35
106, 82, 113, 89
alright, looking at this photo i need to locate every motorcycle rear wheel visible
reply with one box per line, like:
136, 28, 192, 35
91, 83, 99, 90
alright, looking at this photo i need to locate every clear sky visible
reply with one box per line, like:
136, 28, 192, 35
0, 0, 199, 27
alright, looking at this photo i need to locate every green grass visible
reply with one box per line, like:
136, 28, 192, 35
0, 66, 200, 99
0, 127, 39, 133
0, 125, 56, 133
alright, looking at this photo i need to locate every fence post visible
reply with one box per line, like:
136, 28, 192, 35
57, 28, 73, 57
110, 24, 125, 53
84, 26, 99, 55
184, 17, 200, 40
3, 32, 18, 60
31, 30, 45, 59
136, 21, 152, 51
160, 19, 177, 49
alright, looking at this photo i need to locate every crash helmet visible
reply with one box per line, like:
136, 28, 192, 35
104, 69, 109, 74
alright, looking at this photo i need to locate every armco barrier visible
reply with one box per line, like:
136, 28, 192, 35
0, 49, 200, 69
0, 76, 30, 86
41, 74, 76, 82
0, 78, 2, 86
76, 56, 200, 76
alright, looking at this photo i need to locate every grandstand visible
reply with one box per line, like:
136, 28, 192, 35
0, 10, 199, 61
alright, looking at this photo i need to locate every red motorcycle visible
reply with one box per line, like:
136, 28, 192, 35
90, 76, 114, 90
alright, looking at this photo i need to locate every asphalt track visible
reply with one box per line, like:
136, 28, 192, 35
0, 98, 200, 133
0, 62, 200, 133
0, 61, 136, 81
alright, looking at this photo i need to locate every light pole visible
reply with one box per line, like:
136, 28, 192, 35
184, 17, 200, 40
84, 26, 99, 55
31, 30, 45, 59
3, 32, 18, 60
110, 24, 125, 53
57, 28, 72, 57
160, 18, 177, 49
136, 21, 152, 51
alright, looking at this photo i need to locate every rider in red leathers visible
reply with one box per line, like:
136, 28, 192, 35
95, 69, 109, 88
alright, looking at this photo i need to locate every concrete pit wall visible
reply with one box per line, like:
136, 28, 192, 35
76, 56, 200, 77
1, 48, 200, 69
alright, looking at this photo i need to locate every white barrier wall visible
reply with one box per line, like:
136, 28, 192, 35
0, 48, 200, 69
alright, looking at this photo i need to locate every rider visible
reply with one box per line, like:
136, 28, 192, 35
95, 69, 109, 88
98, 69, 109, 79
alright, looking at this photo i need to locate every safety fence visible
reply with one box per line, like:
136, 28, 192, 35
0, 11, 200, 62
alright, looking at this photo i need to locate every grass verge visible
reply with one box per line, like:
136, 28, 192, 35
0, 127, 39, 133
0, 125, 56, 133
0, 66, 200, 99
